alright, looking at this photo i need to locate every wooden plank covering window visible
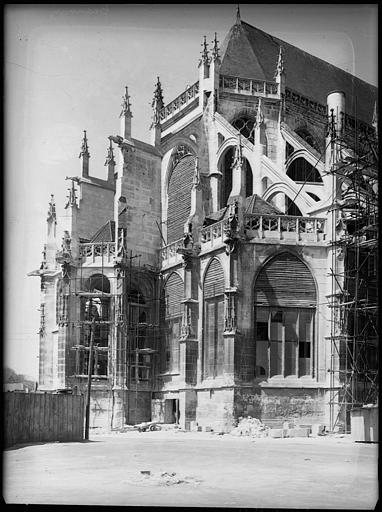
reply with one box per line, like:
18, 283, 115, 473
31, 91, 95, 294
254, 253, 316, 307
164, 272, 183, 318
204, 259, 225, 299
204, 259, 225, 378
167, 155, 195, 243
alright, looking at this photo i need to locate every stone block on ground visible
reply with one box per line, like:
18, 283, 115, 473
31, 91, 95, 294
269, 428, 284, 438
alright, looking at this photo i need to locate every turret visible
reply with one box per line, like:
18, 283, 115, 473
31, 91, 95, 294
120, 86, 132, 139
79, 130, 90, 177
150, 76, 164, 147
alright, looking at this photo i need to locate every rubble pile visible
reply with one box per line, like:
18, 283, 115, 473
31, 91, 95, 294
230, 417, 270, 438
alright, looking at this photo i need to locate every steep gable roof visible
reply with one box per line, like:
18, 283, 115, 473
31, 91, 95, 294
220, 20, 377, 124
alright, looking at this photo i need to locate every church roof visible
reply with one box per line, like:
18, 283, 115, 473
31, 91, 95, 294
90, 220, 115, 243
89, 207, 131, 243
220, 20, 377, 124
203, 194, 281, 226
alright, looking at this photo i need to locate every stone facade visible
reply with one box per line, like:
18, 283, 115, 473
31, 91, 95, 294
30, 14, 377, 433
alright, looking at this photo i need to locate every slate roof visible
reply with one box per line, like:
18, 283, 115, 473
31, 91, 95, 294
89, 207, 131, 243
203, 194, 282, 226
90, 220, 115, 243
220, 20, 377, 124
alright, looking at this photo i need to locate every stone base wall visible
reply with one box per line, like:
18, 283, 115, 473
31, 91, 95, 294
195, 388, 235, 432
234, 387, 328, 427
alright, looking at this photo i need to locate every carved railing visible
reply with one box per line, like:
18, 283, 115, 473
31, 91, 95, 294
200, 218, 229, 247
79, 242, 116, 263
160, 238, 184, 265
244, 214, 326, 242
159, 81, 200, 122
220, 75, 279, 97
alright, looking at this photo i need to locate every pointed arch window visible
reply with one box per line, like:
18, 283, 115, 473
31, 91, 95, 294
287, 157, 322, 183
162, 272, 183, 374
167, 146, 196, 242
203, 259, 225, 378
254, 253, 316, 379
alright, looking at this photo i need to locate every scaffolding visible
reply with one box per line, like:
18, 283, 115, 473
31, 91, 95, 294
327, 107, 378, 432
59, 245, 165, 426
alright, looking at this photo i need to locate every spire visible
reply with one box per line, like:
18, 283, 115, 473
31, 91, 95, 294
47, 194, 57, 223
120, 86, 132, 118
79, 130, 90, 158
275, 45, 285, 77
236, 4, 241, 24
79, 130, 90, 177
192, 157, 201, 189
199, 35, 211, 67
211, 32, 220, 62
151, 76, 164, 128
105, 139, 116, 181
65, 177, 78, 208
104, 139, 115, 166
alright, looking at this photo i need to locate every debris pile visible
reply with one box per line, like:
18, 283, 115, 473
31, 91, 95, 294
131, 471, 201, 487
230, 417, 270, 438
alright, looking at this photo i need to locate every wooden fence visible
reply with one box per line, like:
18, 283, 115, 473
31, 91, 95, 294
4, 392, 85, 448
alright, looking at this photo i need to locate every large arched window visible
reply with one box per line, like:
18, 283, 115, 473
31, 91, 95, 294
203, 259, 225, 378
219, 147, 253, 208
254, 253, 316, 379
167, 145, 195, 242
287, 157, 323, 183
163, 272, 183, 373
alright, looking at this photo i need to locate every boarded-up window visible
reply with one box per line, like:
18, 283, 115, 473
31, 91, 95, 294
167, 154, 195, 243
254, 253, 316, 378
203, 259, 225, 378
163, 272, 183, 373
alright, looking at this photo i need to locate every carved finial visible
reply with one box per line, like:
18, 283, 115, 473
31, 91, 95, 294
151, 76, 164, 128
275, 46, 285, 77
256, 97, 264, 125
47, 194, 57, 223
79, 130, 90, 158
211, 32, 220, 62
192, 157, 201, 188
199, 35, 211, 67
64, 177, 79, 208
120, 86, 132, 118
232, 134, 243, 168
104, 139, 115, 166
236, 4, 241, 24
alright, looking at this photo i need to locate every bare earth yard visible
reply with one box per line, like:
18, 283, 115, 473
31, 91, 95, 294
3, 430, 378, 509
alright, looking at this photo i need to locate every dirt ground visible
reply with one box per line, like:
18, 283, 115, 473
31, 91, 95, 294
3, 430, 378, 509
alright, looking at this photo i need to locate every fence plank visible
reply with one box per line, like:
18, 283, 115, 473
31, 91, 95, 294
4, 392, 85, 447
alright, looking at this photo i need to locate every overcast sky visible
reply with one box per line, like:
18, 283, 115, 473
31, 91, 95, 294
4, 4, 378, 379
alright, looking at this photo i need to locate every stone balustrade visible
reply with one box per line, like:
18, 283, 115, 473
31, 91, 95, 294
244, 214, 326, 242
200, 218, 230, 249
160, 238, 184, 267
199, 214, 326, 249
220, 75, 279, 97
79, 242, 116, 264
159, 81, 199, 122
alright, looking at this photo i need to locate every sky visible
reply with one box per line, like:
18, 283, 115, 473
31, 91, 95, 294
4, 4, 378, 380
